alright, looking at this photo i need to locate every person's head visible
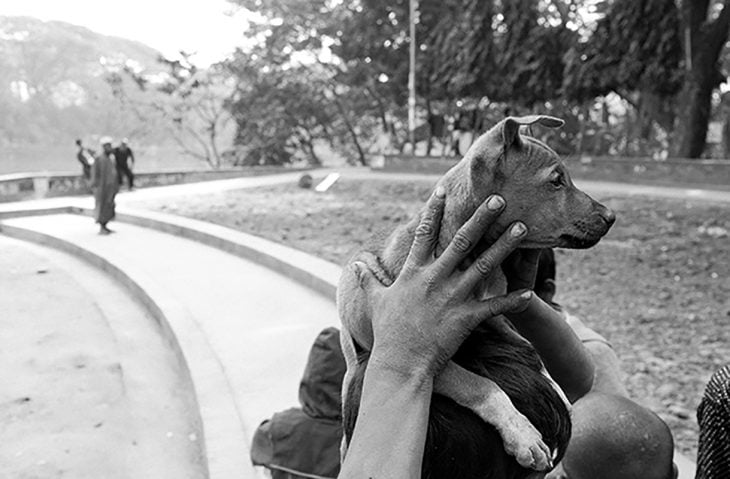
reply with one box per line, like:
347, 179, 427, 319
120, 138, 129, 149
100, 136, 113, 153
75, 138, 83, 147
546, 393, 676, 479
343, 323, 572, 479
299, 327, 346, 420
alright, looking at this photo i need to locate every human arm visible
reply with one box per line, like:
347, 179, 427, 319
506, 295, 594, 403
339, 190, 532, 478
502, 250, 595, 403
249, 420, 275, 467
563, 313, 627, 397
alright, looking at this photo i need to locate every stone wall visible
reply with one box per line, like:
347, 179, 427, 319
0, 167, 296, 203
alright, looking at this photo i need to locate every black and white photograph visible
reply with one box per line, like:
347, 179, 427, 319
0, 1, 728, 478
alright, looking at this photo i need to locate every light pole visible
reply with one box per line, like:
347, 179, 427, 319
408, 0, 417, 154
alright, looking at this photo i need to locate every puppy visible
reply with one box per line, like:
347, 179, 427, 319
337, 116, 615, 470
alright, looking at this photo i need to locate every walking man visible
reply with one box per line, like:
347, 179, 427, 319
114, 138, 135, 190
91, 137, 119, 235
75, 138, 93, 180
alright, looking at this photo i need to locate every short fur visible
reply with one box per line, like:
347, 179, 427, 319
337, 116, 615, 468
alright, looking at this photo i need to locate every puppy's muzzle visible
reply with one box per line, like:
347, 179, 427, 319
561, 204, 615, 249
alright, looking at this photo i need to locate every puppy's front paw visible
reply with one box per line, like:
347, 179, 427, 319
497, 411, 553, 471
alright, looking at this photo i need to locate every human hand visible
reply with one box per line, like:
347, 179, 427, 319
350, 188, 532, 380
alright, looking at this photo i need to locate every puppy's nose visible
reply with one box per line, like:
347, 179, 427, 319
600, 207, 616, 227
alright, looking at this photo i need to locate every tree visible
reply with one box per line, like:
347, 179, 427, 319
107, 53, 235, 168
675, 0, 730, 157
225, 54, 342, 165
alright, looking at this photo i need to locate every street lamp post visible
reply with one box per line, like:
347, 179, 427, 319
408, 0, 417, 154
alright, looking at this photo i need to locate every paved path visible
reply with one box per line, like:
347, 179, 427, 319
1, 212, 338, 479
0, 235, 204, 478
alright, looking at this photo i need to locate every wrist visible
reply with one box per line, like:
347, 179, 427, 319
368, 348, 435, 393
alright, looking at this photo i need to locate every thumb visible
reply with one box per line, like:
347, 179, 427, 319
469, 290, 533, 325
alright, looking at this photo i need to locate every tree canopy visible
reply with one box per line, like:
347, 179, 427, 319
215, 0, 730, 162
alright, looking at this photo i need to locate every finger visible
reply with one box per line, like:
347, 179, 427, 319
404, 186, 446, 268
460, 291, 533, 331
458, 221, 527, 289
435, 194, 505, 277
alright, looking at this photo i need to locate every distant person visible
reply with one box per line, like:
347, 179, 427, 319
114, 138, 135, 190
75, 138, 94, 180
91, 137, 119, 235
250, 327, 346, 479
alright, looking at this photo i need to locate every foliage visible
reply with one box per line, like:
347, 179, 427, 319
222, 0, 730, 160
225, 54, 337, 165
107, 53, 235, 169
562, 0, 683, 102
674, 0, 730, 157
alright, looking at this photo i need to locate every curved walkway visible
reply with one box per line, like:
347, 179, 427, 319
0, 209, 339, 479
0, 235, 205, 479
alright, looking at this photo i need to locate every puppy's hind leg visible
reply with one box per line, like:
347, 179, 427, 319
435, 361, 554, 471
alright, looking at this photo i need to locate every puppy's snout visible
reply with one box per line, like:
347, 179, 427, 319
600, 206, 616, 227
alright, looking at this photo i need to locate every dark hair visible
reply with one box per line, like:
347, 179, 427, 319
343, 321, 571, 479
75, 138, 82, 146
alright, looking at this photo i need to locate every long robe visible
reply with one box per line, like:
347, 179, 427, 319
91, 150, 119, 225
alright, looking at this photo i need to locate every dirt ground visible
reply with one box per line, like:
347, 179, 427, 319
134, 176, 730, 459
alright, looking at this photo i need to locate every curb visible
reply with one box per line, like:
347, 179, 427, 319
77, 205, 342, 302
0, 221, 253, 479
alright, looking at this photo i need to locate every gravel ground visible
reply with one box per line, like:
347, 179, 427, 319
132, 176, 730, 459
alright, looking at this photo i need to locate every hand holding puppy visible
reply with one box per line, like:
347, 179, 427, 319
351, 188, 532, 380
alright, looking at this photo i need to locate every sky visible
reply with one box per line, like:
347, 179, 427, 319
1, 0, 255, 66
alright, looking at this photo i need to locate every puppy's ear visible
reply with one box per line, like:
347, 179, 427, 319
502, 115, 564, 148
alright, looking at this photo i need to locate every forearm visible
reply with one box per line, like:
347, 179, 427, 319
506, 295, 594, 403
564, 314, 627, 396
339, 360, 432, 479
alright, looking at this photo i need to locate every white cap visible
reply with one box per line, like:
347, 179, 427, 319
122, 137, 129, 144
100, 136, 113, 145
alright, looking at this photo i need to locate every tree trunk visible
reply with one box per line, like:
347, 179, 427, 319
675, 62, 715, 158
331, 92, 367, 166
674, 0, 730, 158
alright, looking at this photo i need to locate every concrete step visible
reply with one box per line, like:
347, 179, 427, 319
0, 235, 205, 478
1, 213, 339, 479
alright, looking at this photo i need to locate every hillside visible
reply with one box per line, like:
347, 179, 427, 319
0, 16, 167, 147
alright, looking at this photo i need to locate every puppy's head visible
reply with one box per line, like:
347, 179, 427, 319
442, 115, 615, 250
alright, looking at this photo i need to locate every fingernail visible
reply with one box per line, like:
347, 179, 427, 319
511, 222, 526, 237
520, 290, 532, 300
486, 195, 504, 210
435, 186, 445, 198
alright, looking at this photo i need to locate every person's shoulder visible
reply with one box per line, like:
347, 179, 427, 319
563, 311, 612, 348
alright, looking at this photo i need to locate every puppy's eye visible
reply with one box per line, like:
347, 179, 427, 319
549, 173, 564, 188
